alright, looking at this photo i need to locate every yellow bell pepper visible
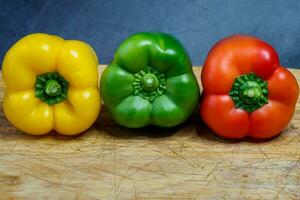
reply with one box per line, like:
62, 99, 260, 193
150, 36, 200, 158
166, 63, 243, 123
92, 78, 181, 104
2, 33, 101, 135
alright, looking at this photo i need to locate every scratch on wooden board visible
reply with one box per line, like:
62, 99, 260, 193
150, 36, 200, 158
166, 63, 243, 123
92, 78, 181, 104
145, 146, 171, 157
192, 163, 219, 200
138, 141, 154, 148
204, 164, 219, 179
128, 156, 168, 177
223, 193, 231, 200
157, 164, 168, 178
130, 165, 168, 177
290, 123, 298, 130
185, 141, 213, 160
175, 137, 186, 154
70, 145, 81, 152
25, 156, 91, 180
146, 146, 201, 169
75, 193, 81, 200
92, 133, 98, 151
113, 137, 117, 193
237, 172, 249, 199
273, 156, 300, 200
96, 136, 110, 165
94, 167, 133, 180
169, 140, 198, 166
257, 145, 268, 159
184, 142, 211, 170
0, 174, 20, 186
9, 141, 18, 153
286, 135, 300, 145
21, 169, 62, 187
111, 137, 123, 200
84, 136, 110, 165
169, 149, 202, 169
133, 181, 141, 200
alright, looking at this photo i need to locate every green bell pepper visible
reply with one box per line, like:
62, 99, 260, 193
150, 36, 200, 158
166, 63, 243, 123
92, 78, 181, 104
100, 32, 200, 128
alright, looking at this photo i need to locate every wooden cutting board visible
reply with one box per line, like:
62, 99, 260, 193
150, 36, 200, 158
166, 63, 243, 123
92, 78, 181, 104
0, 66, 299, 200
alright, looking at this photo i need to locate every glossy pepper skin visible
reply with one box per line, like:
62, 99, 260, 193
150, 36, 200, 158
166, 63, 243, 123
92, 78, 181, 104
200, 35, 299, 139
100, 32, 199, 128
2, 33, 101, 135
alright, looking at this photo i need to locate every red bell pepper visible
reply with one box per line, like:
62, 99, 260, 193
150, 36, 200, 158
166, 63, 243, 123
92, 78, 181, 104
200, 35, 299, 139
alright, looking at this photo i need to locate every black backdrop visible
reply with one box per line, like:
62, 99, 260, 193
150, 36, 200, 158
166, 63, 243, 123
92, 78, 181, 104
1, 0, 300, 68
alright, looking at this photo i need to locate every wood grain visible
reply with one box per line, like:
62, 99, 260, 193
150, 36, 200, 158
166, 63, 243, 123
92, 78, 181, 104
0, 66, 299, 200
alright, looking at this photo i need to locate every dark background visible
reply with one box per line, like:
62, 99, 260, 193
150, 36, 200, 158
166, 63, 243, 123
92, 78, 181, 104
1, 0, 300, 68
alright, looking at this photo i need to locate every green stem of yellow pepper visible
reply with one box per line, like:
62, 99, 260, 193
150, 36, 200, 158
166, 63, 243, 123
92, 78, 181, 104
35, 72, 69, 105
44, 79, 62, 96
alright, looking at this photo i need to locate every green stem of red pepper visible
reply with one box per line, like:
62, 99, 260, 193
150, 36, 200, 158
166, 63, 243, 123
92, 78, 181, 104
229, 73, 268, 112
35, 72, 69, 105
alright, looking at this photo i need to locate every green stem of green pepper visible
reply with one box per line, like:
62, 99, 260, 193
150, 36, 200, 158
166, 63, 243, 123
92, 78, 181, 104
229, 73, 268, 112
141, 73, 159, 91
35, 72, 69, 105
133, 67, 167, 102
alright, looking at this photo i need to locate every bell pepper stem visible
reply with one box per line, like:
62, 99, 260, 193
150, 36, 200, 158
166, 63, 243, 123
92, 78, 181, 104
229, 73, 268, 112
35, 72, 69, 105
133, 67, 166, 102
141, 74, 159, 91
44, 79, 62, 96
